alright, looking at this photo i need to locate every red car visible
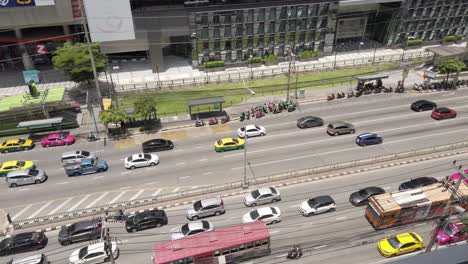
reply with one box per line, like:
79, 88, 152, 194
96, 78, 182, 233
449, 169, 468, 185
41, 133, 75, 147
434, 222, 468, 245
431, 107, 457, 120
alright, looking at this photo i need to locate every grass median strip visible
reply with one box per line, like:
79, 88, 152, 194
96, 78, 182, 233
119, 64, 398, 117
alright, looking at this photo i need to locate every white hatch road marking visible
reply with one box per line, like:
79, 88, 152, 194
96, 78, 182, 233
95, 150, 105, 153
152, 189, 162, 196
289, 205, 300, 208
121, 171, 131, 175
28, 201, 54, 219
120, 186, 130, 190
383, 186, 392, 190
195, 146, 202, 149
18, 188, 30, 191
191, 186, 199, 189
56, 182, 69, 185
12, 204, 33, 221
49, 198, 73, 215
202, 172, 213, 175
129, 190, 145, 201
414, 223, 426, 227
225, 115, 468, 157
86, 192, 109, 209
270, 230, 281, 234
93, 176, 104, 179
176, 163, 186, 165
172, 187, 181, 193
179, 176, 191, 179
68, 194, 91, 212
199, 158, 208, 161
335, 216, 347, 220
231, 127, 468, 168
313, 245, 327, 250
109, 191, 127, 204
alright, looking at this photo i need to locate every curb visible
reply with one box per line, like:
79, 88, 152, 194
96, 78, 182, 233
17, 147, 468, 234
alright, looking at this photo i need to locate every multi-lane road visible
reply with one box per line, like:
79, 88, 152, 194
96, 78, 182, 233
1, 152, 466, 264
2, 88, 468, 223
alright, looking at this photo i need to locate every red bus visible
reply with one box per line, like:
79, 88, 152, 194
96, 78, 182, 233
365, 182, 468, 229
152, 222, 270, 264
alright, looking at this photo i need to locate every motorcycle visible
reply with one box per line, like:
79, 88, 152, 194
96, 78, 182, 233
87, 132, 99, 142
113, 209, 128, 222
347, 91, 355, 98
327, 94, 335, 101
208, 118, 219, 125
221, 115, 230, 124
240, 113, 246, 122
195, 119, 205, 127
273, 106, 281, 114
286, 246, 303, 260
255, 110, 265, 118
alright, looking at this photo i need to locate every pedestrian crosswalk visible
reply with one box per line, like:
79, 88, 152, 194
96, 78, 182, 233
7, 186, 200, 222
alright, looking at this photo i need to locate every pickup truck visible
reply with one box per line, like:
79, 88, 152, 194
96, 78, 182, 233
64, 158, 108, 176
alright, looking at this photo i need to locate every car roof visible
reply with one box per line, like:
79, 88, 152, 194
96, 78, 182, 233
395, 232, 418, 244
62, 150, 84, 156
329, 121, 349, 127
220, 138, 237, 143
84, 242, 105, 254
358, 133, 376, 138
256, 207, 274, 215
143, 139, 166, 146
71, 220, 99, 230
436, 107, 450, 111
187, 221, 206, 230
414, 100, 431, 104
200, 197, 223, 206
47, 133, 61, 138
2, 160, 19, 167
257, 187, 275, 195
311, 195, 334, 204
10, 254, 44, 264
6, 169, 31, 177
244, 124, 258, 130
302, 116, 320, 120
5, 138, 21, 144
130, 153, 146, 159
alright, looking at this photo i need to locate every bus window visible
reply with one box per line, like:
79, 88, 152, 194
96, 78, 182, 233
222, 248, 230, 255
255, 240, 262, 247
185, 257, 194, 263
261, 239, 269, 245
401, 208, 414, 217
214, 250, 220, 256
246, 242, 254, 249
239, 244, 246, 251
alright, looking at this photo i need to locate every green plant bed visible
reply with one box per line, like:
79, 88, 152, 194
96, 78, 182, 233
119, 64, 398, 116
0, 87, 65, 112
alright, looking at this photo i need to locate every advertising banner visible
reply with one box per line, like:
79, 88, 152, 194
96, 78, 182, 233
83, 0, 135, 42
0, 0, 55, 8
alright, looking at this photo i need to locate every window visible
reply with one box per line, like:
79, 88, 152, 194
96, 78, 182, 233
261, 239, 269, 245
230, 247, 239, 253
255, 240, 262, 247
222, 248, 229, 255
246, 242, 254, 249
239, 244, 246, 251
214, 250, 220, 256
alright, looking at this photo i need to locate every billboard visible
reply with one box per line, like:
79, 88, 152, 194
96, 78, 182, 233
83, 0, 135, 42
0, 0, 55, 8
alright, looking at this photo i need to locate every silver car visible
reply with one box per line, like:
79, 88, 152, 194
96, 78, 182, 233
6, 169, 47, 188
125, 153, 159, 169
242, 206, 282, 225
186, 197, 225, 220
326, 121, 355, 136
244, 187, 281, 207
61, 150, 96, 164
170, 220, 214, 240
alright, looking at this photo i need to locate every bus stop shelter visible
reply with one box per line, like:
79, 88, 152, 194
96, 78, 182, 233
187, 97, 225, 115
17, 117, 63, 137
354, 74, 389, 82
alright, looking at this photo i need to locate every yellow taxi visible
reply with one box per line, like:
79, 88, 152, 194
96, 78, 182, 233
0, 138, 34, 153
377, 232, 423, 258
214, 138, 245, 152
0, 160, 36, 176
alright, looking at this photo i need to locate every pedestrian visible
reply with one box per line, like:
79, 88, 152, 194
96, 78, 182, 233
6, 213, 12, 225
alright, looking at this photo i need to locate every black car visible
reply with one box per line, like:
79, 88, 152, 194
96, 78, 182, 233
125, 209, 168, 233
349, 187, 385, 206
58, 220, 102, 246
142, 139, 174, 153
0, 232, 48, 256
297, 116, 324, 129
411, 100, 437, 112
399, 177, 439, 191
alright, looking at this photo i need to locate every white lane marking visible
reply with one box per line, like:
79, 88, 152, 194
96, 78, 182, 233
191, 186, 199, 189
93, 176, 104, 179
27, 201, 54, 219
202, 172, 213, 175
232, 127, 468, 169
199, 158, 208, 161
335, 216, 347, 220
95, 150, 105, 153
313, 245, 327, 250
109, 191, 127, 204
56, 182, 69, 185
49, 198, 73, 215
195, 146, 202, 149
414, 223, 426, 226
12, 204, 33, 221
225, 116, 468, 157
270, 230, 281, 234
179, 176, 191, 179
85, 192, 109, 209
129, 190, 145, 201
120, 186, 130, 190
174, 149, 183, 152
68, 194, 91, 212
119, 158, 125, 161
383, 186, 392, 190
147, 181, 159, 185
172, 187, 181, 193
152, 189, 162, 196
289, 205, 300, 208
176, 163, 186, 165
18, 188, 30, 191
121, 171, 131, 175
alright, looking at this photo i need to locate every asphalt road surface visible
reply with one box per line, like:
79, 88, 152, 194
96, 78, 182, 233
1, 153, 466, 264
2, 89, 468, 222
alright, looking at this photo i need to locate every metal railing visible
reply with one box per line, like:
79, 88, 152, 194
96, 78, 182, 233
14, 140, 468, 228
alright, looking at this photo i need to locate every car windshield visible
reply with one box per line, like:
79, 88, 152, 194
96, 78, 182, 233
181, 224, 190, 235
232, 138, 239, 144
388, 237, 402, 249
249, 210, 260, 220
17, 161, 25, 167
144, 154, 152, 160
443, 225, 456, 236
127, 156, 133, 162
29, 170, 39, 176
81, 151, 90, 157
251, 190, 261, 199
202, 221, 209, 229
78, 247, 88, 259
270, 207, 277, 214
255, 126, 261, 130
307, 199, 318, 208
358, 189, 369, 196
269, 187, 277, 194
193, 201, 203, 211
60, 134, 67, 139
18, 139, 25, 144
216, 140, 223, 145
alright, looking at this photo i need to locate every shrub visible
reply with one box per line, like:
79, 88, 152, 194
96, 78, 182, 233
264, 54, 278, 63
443, 35, 456, 42
248, 56, 263, 64
299, 50, 320, 60
205, 60, 225, 68
406, 39, 423, 46
455, 35, 463, 40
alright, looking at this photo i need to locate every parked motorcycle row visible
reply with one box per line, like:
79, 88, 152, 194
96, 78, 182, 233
328, 80, 405, 101
195, 115, 231, 127
240, 100, 298, 122
413, 79, 467, 91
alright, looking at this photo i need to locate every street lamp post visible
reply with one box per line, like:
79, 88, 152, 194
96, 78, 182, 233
372, 43, 378, 65
358, 42, 364, 53
249, 54, 253, 80
286, 48, 295, 101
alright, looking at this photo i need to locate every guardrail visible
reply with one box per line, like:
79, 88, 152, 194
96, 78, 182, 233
14, 141, 468, 229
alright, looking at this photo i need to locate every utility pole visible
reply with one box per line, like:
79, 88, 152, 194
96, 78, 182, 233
425, 160, 468, 253
103, 216, 116, 264
286, 48, 294, 101
79, 0, 103, 111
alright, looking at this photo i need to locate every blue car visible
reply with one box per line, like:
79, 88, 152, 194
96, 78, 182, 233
355, 133, 382, 147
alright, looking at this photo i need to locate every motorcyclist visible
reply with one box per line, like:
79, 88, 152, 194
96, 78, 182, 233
287, 245, 302, 259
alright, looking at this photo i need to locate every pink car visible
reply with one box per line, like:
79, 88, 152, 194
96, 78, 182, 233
41, 133, 75, 147
434, 222, 468, 245
449, 169, 468, 185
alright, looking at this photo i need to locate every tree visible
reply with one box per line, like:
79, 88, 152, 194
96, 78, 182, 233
99, 107, 129, 130
133, 97, 157, 121
437, 58, 466, 83
52, 43, 106, 83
